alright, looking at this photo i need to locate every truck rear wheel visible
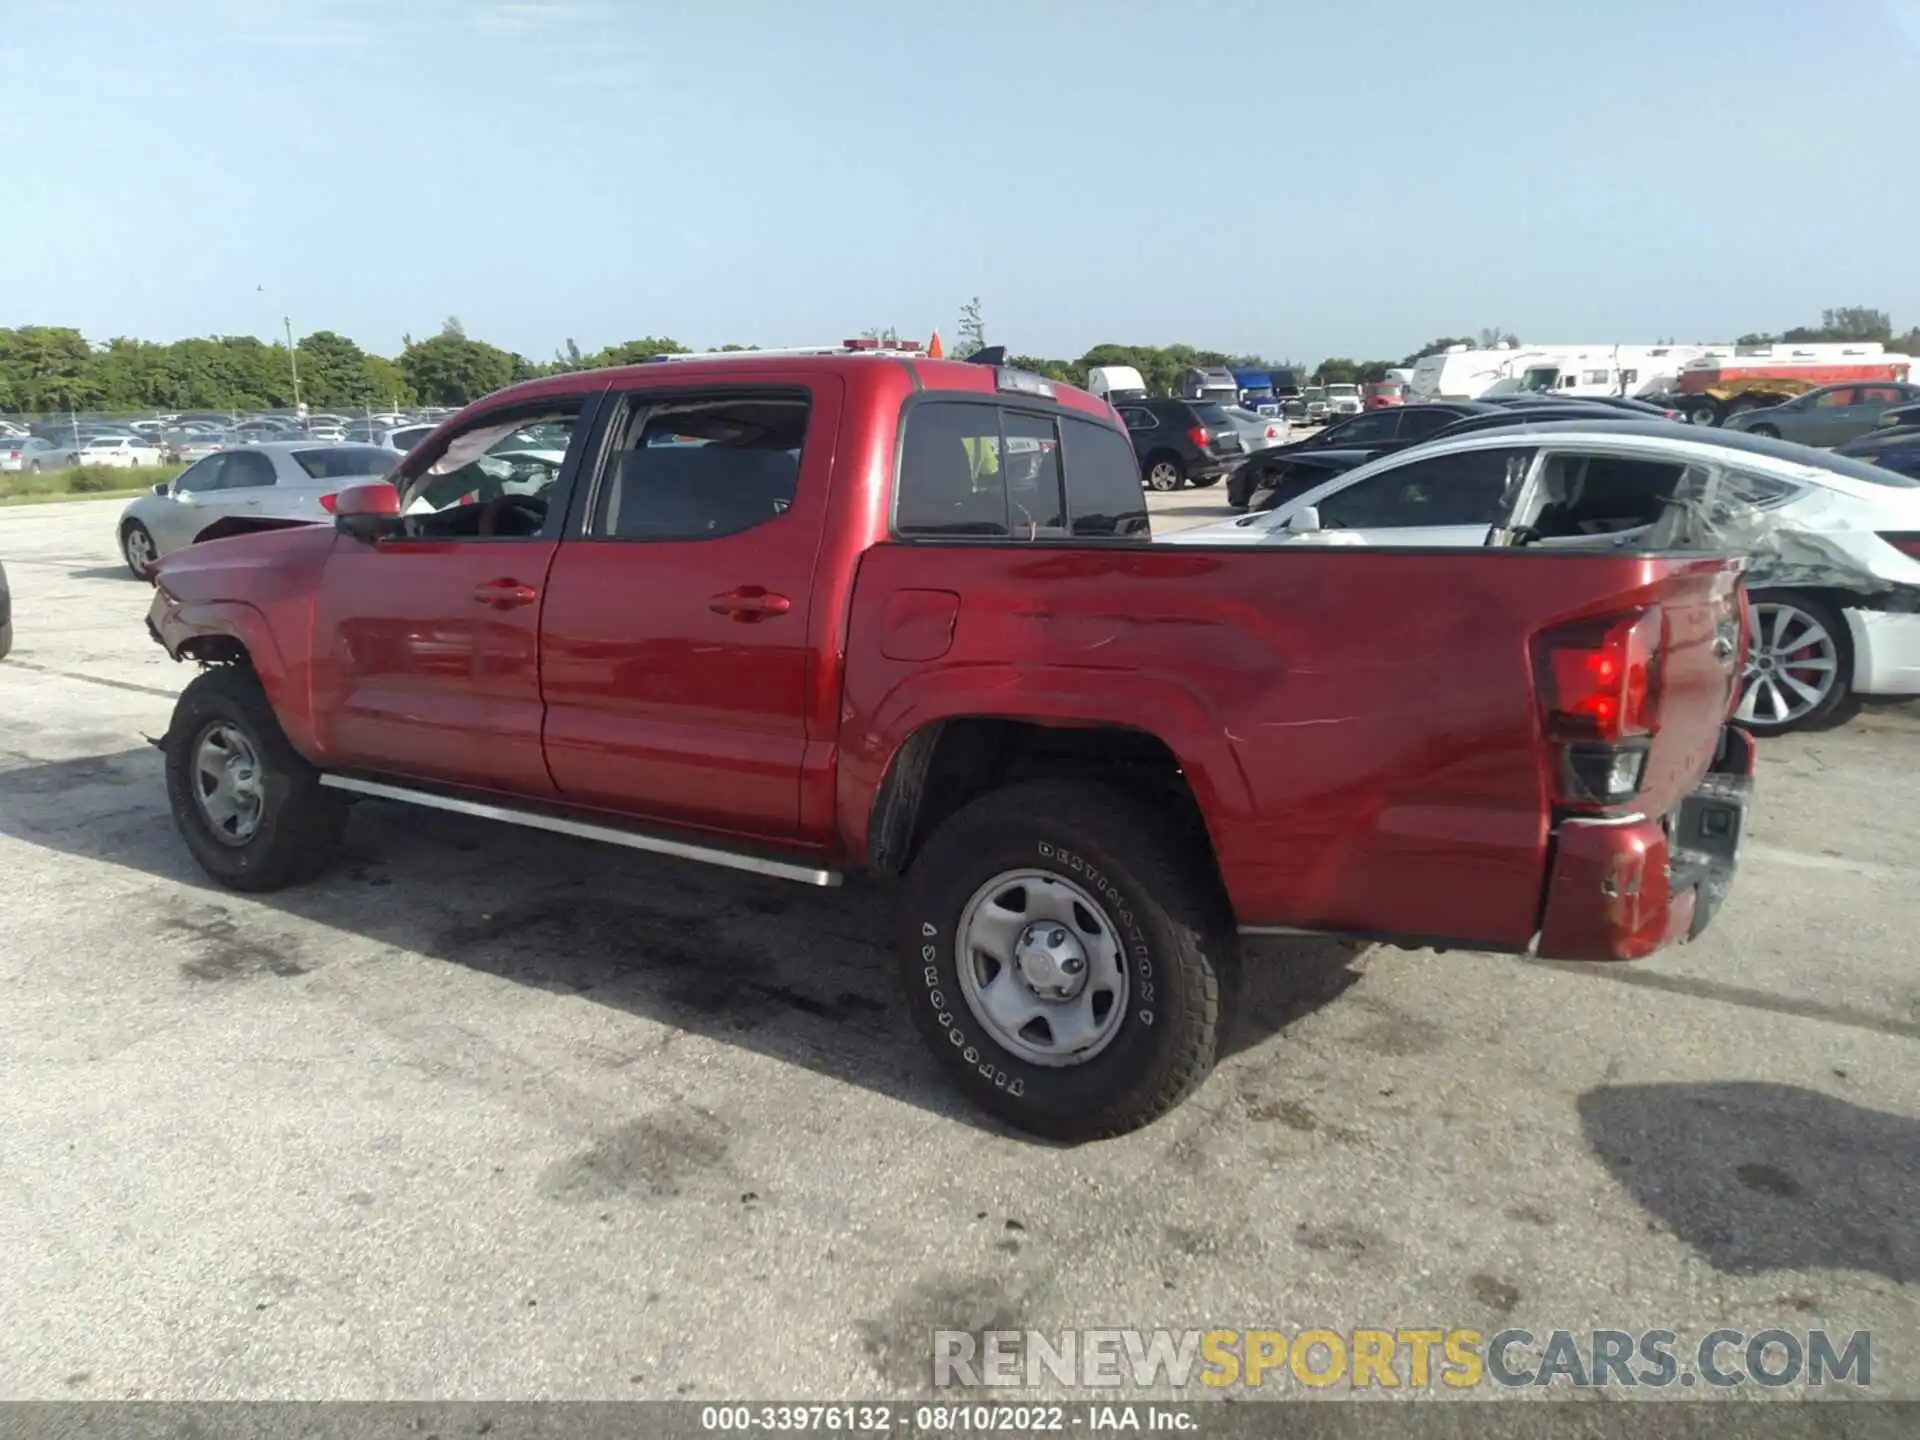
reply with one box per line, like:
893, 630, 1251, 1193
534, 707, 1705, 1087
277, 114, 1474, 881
897, 779, 1232, 1140
164, 666, 348, 892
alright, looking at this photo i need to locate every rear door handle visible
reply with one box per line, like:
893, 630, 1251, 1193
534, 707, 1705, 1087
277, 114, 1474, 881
708, 585, 792, 621
473, 579, 538, 609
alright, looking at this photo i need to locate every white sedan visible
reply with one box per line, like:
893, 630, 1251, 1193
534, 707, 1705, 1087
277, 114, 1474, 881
78, 436, 164, 468
1164, 420, 1920, 735
116, 442, 397, 576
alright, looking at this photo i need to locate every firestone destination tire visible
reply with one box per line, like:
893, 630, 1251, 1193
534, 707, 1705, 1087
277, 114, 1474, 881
898, 779, 1232, 1141
164, 666, 348, 892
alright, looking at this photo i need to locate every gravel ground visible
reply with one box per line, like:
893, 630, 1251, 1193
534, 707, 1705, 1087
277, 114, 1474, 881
0, 493, 1914, 1403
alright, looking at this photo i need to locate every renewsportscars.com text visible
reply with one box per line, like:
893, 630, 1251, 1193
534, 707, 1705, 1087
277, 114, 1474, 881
933, 1327, 1872, 1391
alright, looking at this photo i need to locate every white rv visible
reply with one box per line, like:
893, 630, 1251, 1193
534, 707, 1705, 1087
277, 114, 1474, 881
1405, 344, 1545, 401
1510, 345, 1734, 400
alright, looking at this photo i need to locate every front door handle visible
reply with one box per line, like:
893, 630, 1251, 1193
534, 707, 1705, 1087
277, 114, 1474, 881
708, 585, 792, 622
473, 579, 538, 609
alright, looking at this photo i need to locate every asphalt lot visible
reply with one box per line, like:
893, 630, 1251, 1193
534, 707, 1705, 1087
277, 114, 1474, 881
1, 490, 1916, 1402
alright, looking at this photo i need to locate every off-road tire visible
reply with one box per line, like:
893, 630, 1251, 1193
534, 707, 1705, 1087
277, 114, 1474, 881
898, 779, 1234, 1141
164, 666, 347, 891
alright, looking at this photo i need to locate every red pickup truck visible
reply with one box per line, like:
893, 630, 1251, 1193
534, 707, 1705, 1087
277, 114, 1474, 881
146, 353, 1755, 1139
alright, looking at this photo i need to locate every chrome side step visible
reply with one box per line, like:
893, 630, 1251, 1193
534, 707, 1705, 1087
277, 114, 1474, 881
317, 774, 842, 887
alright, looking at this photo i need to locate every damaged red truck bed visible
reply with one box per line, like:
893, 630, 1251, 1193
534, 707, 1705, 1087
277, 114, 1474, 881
146, 352, 1755, 1138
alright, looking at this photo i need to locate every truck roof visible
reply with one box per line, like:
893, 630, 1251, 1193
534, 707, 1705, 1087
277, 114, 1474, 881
464, 354, 1122, 423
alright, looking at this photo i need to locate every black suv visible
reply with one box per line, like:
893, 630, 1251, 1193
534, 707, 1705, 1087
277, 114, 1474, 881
1115, 398, 1244, 491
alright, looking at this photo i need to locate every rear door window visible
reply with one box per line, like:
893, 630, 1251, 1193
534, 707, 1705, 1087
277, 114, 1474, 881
1527, 452, 1688, 538
1058, 416, 1150, 537
1318, 448, 1532, 529
222, 450, 278, 488
1397, 408, 1459, 439
897, 402, 1147, 540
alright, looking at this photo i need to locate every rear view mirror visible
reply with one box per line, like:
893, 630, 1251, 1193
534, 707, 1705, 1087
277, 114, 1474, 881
333, 481, 402, 542
1285, 505, 1322, 534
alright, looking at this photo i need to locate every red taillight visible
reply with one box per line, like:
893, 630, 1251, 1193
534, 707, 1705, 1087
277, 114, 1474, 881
318, 493, 339, 513
1536, 608, 1663, 741
1879, 531, 1920, 560
1265, 425, 1281, 440
1533, 608, 1665, 809
1187, 425, 1210, 450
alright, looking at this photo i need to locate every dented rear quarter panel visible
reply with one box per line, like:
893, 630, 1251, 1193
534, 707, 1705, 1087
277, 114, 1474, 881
841, 543, 1745, 949
148, 524, 336, 760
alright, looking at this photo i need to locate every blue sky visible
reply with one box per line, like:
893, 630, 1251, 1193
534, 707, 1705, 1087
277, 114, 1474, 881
3, 0, 1918, 363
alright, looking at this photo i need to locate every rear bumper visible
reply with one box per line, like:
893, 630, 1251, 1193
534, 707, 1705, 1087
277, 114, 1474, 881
1535, 725, 1755, 962
1846, 605, 1920, 697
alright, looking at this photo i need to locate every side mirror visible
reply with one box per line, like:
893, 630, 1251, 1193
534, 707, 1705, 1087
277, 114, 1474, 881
333, 481, 402, 542
1285, 505, 1322, 534
151, 480, 169, 496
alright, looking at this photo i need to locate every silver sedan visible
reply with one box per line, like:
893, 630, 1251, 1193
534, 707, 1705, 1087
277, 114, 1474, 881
2, 436, 82, 472
115, 442, 395, 576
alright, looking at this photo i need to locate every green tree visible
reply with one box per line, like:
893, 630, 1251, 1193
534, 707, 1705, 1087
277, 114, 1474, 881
1398, 337, 1475, 367
295, 330, 378, 409
956, 296, 986, 359
399, 332, 517, 406
589, 336, 689, 366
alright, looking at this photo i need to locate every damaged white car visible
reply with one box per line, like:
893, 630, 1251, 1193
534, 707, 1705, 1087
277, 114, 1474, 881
1166, 421, 1920, 735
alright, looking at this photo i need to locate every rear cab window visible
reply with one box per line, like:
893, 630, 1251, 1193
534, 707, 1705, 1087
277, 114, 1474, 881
895, 399, 1148, 541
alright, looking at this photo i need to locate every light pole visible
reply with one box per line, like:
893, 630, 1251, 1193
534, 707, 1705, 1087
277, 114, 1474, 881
283, 315, 303, 419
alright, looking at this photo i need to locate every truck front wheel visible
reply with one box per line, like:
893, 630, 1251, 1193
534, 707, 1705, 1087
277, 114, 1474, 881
898, 779, 1232, 1140
164, 666, 348, 892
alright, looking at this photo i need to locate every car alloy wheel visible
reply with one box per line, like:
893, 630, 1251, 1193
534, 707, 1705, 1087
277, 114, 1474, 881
1147, 460, 1183, 491
122, 523, 157, 573
1737, 599, 1840, 729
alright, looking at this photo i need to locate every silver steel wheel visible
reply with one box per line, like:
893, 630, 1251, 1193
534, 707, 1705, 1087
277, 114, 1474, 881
1147, 460, 1182, 491
191, 722, 266, 845
123, 524, 156, 571
955, 868, 1129, 1068
1738, 600, 1840, 728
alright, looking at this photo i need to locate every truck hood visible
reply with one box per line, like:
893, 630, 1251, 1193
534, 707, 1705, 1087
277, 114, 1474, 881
150, 519, 337, 605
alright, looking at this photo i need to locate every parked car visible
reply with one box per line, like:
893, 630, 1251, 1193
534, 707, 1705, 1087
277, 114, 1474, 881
1224, 403, 1497, 506
1873, 398, 1920, 432
116, 442, 396, 576
163, 431, 236, 464
1, 436, 81, 472
1235, 449, 1379, 513
1478, 393, 1684, 420
78, 436, 163, 468
1173, 419, 1920, 734
1114, 396, 1246, 490
1835, 424, 1920, 479
140, 356, 1752, 1138
343, 421, 437, 452
0, 557, 11, 659
1220, 405, 1289, 454
1722, 381, 1920, 446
